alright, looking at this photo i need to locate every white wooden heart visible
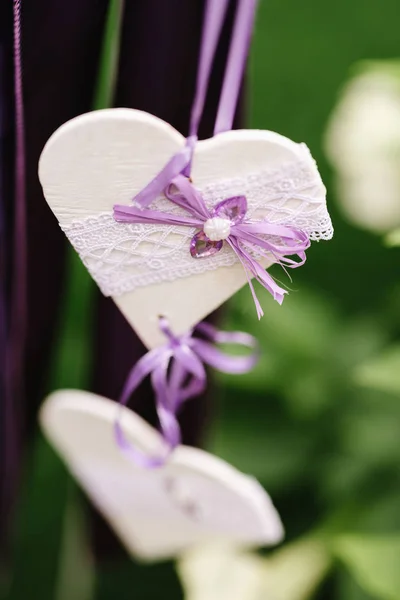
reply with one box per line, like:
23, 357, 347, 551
39, 109, 331, 348
40, 390, 284, 561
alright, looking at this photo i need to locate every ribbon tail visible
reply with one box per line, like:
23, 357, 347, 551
253, 262, 287, 305
192, 338, 259, 374
242, 245, 287, 305
195, 321, 257, 347
177, 376, 207, 405
113, 204, 202, 228
229, 237, 288, 311
227, 238, 264, 318
174, 344, 207, 379
150, 346, 207, 451
151, 365, 182, 451
172, 344, 208, 405
115, 348, 174, 469
118, 348, 165, 406
233, 225, 310, 268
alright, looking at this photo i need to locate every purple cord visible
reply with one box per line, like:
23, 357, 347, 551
133, 0, 259, 204
11, 0, 27, 393
2, 0, 26, 520
0, 45, 9, 524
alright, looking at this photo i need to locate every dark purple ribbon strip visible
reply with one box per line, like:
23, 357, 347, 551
0, 40, 9, 521
11, 0, 26, 384
115, 317, 259, 468
0, 45, 6, 406
1, 0, 26, 525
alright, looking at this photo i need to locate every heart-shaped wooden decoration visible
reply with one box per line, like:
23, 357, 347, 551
39, 109, 330, 348
40, 390, 284, 561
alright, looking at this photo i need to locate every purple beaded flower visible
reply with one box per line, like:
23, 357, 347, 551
114, 175, 309, 317
190, 196, 247, 257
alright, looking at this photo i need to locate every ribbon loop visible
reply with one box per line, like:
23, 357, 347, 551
115, 318, 259, 468
166, 174, 210, 220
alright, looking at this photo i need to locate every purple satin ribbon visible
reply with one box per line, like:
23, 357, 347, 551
114, 0, 310, 315
115, 317, 259, 468
114, 0, 288, 467
132, 0, 258, 206
115, 176, 310, 317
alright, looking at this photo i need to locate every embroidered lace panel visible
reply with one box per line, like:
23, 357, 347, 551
61, 158, 332, 297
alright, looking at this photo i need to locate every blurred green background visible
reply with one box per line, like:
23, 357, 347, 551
3, 0, 400, 599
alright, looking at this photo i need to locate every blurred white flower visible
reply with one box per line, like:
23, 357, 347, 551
178, 538, 331, 600
178, 544, 264, 600
325, 61, 400, 233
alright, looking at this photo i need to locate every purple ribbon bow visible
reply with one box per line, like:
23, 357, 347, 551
115, 317, 259, 468
113, 0, 309, 317
114, 175, 310, 318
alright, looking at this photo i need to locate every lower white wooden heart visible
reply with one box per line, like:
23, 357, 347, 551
38, 109, 330, 348
40, 390, 284, 561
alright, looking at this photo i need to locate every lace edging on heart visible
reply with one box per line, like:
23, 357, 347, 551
60, 158, 332, 297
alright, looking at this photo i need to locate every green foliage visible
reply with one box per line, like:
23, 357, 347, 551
385, 228, 400, 247
354, 345, 400, 395
6, 437, 70, 600
333, 535, 400, 600
93, 0, 125, 111
260, 537, 332, 600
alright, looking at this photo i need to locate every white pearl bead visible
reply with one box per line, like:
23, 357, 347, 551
203, 217, 231, 241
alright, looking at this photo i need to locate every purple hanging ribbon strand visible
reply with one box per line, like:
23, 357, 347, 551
12, 0, 26, 368
213, 0, 258, 135
2, 0, 26, 518
132, 0, 258, 206
0, 48, 6, 412
115, 317, 259, 468
9, 0, 26, 409
1, 0, 26, 529
114, 175, 310, 317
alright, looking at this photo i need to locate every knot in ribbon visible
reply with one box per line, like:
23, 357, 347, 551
114, 175, 310, 318
115, 317, 259, 468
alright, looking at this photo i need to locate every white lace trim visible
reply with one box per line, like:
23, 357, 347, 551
61, 158, 332, 297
